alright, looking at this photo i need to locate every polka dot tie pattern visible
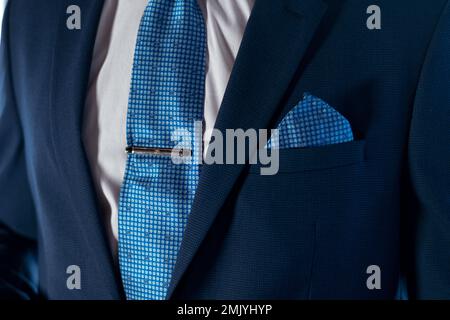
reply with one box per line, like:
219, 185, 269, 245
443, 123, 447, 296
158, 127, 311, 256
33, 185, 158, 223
118, 0, 206, 300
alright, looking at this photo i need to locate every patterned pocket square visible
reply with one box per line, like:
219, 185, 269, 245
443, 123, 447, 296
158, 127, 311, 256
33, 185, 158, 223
267, 93, 354, 149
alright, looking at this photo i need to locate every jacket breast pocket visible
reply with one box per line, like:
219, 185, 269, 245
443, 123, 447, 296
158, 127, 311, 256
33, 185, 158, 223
249, 140, 366, 174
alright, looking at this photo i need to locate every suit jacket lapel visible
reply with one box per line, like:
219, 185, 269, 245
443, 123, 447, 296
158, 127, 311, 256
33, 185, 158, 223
50, 0, 122, 299
168, 0, 328, 298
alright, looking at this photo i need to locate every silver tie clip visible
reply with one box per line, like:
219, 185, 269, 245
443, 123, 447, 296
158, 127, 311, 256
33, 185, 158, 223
125, 146, 192, 158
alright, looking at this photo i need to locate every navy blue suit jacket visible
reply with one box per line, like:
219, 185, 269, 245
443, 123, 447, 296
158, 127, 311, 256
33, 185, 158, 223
1, 0, 450, 299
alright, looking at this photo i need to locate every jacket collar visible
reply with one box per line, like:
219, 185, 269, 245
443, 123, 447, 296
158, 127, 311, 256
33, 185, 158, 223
50, 0, 123, 299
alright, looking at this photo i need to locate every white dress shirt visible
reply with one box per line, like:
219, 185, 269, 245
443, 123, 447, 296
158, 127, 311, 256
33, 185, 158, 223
0, 0, 7, 40
82, 0, 254, 255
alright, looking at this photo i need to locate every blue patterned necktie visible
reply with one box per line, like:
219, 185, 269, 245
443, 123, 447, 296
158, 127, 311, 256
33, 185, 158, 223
118, 0, 206, 300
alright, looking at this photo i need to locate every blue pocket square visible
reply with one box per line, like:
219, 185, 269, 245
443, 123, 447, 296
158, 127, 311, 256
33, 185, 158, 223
267, 93, 354, 149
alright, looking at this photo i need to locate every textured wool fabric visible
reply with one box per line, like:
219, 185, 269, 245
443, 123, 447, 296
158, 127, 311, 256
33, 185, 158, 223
4, 0, 450, 300
118, 0, 206, 300
268, 93, 354, 149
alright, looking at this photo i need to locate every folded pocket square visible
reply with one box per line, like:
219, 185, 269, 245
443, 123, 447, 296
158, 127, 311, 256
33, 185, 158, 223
267, 93, 354, 149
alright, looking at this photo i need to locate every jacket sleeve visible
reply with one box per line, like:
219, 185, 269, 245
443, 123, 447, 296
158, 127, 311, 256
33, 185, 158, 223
0, 2, 39, 299
407, 0, 450, 299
